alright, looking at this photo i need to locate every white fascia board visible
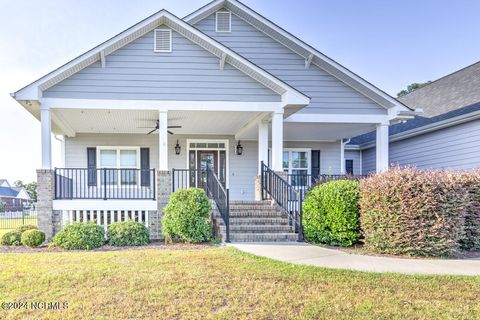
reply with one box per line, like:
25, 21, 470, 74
40, 98, 284, 112
358, 110, 480, 150
53, 200, 158, 211
281, 91, 310, 106
285, 113, 390, 124
185, 0, 410, 112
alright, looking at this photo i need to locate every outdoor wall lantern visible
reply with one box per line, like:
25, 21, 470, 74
174, 140, 181, 155
236, 141, 243, 155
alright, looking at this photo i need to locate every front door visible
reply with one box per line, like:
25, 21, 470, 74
197, 151, 219, 189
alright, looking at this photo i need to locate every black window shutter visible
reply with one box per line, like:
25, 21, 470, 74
140, 148, 150, 186
311, 150, 320, 184
87, 147, 97, 186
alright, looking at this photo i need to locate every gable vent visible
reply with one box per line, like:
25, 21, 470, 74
154, 29, 172, 53
216, 11, 231, 32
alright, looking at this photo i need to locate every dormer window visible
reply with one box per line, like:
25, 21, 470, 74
154, 29, 172, 52
216, 11, 231, 32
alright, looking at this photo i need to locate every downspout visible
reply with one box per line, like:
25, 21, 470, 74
340, 138, 351, 174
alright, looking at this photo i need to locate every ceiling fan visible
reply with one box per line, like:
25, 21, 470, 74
138, 120, 182, 135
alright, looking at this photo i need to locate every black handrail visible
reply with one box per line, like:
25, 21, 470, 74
261, 161, 304, 242
54, 168, 156, 200
206, 165, 230, 243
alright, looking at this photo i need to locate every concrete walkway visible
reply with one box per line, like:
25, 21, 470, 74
230, 242, 480, 276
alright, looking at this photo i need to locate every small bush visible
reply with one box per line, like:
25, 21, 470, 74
360, 167, 469, 257
162, 188, 212, 243
303, 180, 360, 246
0, 231, 22, 246
51, 222, 104, 250
16, 225, 38, 233
108, 221, 149, 246
21, 229, 45, 247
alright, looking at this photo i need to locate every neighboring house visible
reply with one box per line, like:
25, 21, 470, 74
0, 180, 32, 208
348, 61, 480, 173
11, 0, 416, 240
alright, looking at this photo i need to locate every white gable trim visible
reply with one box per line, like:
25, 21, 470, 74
12, 10, 309, 107
185, 0, 414, 116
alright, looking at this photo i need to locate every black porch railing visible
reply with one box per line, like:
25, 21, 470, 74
288, 173, 366, 190
206, 165, 230, 243
261, 162, 304, 242
54, 168, 156, 200
172, 168, 200, 192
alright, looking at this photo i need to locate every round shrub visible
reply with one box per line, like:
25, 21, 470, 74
21, 229, 45, 247
302, 180, 360, 246
162, 188, 212, 243
16, 225, 38, 233
0, 231, 22, 246
108, 221, 149, 246
360, 167, 469, 257
51, 222, 104, 250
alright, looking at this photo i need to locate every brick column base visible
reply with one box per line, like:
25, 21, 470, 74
37, 169, 55, 240
152, 170, 171, 240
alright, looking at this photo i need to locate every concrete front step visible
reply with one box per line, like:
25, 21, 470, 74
229, 232, 298, 242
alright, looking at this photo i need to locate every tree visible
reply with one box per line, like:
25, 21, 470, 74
13, 180, 37, 202
397, 81, 432, 97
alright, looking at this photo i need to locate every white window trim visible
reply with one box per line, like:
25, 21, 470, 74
153, 29, 172, 53
186, 139, 229, 188
215, 11, 232, 33
97, 146, 141, 187
282, 148, 312, 175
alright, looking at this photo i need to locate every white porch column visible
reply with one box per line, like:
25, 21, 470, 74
376, 123, 389, 172
158, 110, 168, 171
271, 111, 284, 172
340, 139, 345, 174
40, 107, 52, 169
258, 120, 269, 174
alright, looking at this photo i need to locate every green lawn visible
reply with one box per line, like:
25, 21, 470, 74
0, 247, 479, 320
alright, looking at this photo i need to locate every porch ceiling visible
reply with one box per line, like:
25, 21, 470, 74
53, 108, 262, 136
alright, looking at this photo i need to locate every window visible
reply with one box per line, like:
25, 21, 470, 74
98, 147, 139, 185
154, 29, 172, 52
345, 159, 354, 175
282, 149, 310, 186
216, 11, 231, 32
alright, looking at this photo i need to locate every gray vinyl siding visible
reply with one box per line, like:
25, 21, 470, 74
360, 119, 480, 173
361, 147, 376, 174
345, 150, 361, 175
44, 28, 280, 102
194, 13, 387, 115
65, 134, 342, 200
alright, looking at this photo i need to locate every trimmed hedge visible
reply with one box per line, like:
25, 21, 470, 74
162, 188, 212, 243
303, 180, 360, 247
0, 231, 22, 246
359, 167, 471, 257
21, 229, 46, 247
51, 222, 105, 250
460, 171, 480, 251
108, 221, 149, 246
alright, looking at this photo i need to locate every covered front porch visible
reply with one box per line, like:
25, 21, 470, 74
42, 106, 390, 202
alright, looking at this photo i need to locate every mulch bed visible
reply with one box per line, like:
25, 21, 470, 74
0, 241, 215, 254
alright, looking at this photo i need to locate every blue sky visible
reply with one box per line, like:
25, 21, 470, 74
0, 0, 479, 183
